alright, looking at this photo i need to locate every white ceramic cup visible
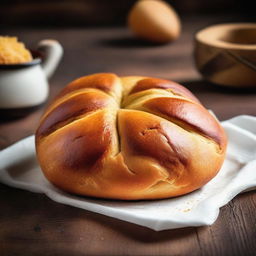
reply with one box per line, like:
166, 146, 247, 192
0, 40, 63, 109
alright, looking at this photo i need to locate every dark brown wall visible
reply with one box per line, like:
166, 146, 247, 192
0, 0, 254, 27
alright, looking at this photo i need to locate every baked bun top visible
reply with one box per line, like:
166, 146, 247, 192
36, 73, 227, 200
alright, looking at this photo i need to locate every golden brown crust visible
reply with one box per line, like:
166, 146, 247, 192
36, 73, 227, 200
37, 90, 116, 137
129, 78, 200, 103
129, 97, 225, 147
56, 73, 121, 100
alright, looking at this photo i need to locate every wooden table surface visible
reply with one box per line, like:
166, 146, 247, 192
1, 16, 256, 256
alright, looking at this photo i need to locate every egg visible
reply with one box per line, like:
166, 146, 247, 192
128, 0, 181, 44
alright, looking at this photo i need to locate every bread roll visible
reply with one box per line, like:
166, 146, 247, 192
36, 73, 227, 200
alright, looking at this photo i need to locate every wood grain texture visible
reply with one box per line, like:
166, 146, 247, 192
0, 16, 256, 256
194, 23, 256, 87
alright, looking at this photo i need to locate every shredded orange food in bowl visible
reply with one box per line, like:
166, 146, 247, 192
0, 36, 33, 64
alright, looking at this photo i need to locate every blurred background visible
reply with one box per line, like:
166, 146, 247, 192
0, 0, 255, 123
0, 0, 255, 27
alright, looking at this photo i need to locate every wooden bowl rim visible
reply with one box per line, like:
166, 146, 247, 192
195, 23, 256, 50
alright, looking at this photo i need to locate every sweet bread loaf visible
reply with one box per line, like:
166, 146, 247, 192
36, 73, 227, 200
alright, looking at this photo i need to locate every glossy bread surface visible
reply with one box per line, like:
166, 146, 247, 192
36, 73, 227, 200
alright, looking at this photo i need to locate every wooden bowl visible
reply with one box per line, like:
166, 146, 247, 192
194, 23, 256, 87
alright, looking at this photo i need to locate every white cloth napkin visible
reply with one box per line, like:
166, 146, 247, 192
0, 115, 256, 231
